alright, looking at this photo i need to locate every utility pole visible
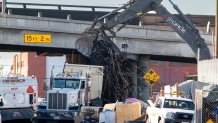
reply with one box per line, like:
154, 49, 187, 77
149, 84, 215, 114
1, 0, 6, 14
215, 0, 218, 58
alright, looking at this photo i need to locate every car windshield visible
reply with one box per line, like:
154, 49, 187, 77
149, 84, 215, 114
163, 99, 194, 110
53, 79, 80, 89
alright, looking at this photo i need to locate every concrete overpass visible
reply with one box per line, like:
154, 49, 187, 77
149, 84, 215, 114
0, 5, 213, 101
0, 14, 212, 60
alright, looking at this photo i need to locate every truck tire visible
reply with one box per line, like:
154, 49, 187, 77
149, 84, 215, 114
0, 113, 1, 123
158, 118, 162, 123
37, 119, 46, 123
145, 115, 149, 123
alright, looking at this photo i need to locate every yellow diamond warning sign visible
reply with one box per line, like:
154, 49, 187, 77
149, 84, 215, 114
144, 69, 160, 86
206, 119, 214, 123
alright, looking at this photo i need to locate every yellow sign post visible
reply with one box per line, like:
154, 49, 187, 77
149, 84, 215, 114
24, 34, 52, 43
143, 69, 160, 86
207, 119, 214, 123
144, 69, 160, 97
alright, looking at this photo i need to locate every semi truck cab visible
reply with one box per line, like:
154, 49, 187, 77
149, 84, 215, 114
37, 64, 104, 121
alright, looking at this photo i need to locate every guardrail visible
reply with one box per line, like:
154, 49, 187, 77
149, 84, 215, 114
3, 2, 118, 12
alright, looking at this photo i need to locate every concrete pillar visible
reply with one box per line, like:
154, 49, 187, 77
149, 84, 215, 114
130, 59, 137, 98
137, 55, 150, 101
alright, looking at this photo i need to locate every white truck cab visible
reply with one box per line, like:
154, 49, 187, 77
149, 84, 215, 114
146, 96, 194, 123
37, 64, 104, 121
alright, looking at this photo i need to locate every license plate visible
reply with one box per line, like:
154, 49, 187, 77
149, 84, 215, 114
13, 112, 22, 117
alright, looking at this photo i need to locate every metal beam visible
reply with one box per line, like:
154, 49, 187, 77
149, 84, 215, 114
6, 2, 118, 10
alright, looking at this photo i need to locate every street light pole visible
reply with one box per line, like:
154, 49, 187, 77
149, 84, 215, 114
1, 0, 6, 14
215, 0, 218, 58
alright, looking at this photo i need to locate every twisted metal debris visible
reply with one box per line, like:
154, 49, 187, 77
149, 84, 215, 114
90, 38, 132, 103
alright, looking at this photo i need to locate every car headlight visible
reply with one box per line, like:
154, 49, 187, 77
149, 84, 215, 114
166, 112, 175, 119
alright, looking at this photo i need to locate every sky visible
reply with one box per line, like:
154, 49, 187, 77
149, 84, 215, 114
6, 0, 216, 15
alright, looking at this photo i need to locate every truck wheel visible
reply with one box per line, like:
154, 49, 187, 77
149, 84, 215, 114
158, 118, 162, 123
145, 115, 150, 123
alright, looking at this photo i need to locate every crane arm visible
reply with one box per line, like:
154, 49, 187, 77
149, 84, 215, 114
100, 0, 161, 30
76, 0, 211, 60
152, 1, 211, 60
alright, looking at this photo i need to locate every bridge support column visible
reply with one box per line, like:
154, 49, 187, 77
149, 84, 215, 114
129, 59, 138, 98
137, 55, 150, 102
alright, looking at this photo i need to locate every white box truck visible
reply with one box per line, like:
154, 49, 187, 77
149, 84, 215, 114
0, 75, 38, 122
37, 64, 104, 122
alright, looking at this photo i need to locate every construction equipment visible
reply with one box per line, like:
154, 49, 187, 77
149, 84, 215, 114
76, 0, 211, 60
75, 0, 212, 103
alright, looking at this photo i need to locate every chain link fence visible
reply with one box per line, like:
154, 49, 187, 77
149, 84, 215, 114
195, 90, 218, 123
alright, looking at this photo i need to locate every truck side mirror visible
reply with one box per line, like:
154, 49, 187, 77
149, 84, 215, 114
155, 104, 161, 108
80, 81, 86, 89
43, 79, 51, 91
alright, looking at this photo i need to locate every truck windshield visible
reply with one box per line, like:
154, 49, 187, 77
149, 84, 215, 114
53, 79, 80, 89
163, 99, 194, 110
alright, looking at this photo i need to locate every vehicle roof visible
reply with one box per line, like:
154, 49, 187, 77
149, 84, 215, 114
0, 76, 37, 86
158, 96, 193, 102
54, 76, 86, 79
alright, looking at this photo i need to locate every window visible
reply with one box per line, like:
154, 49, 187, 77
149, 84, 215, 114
155, 99, 162, 108
53, 79, 80, 89
53, 79, 65, 88
80, 81, 86, 89
163, 99, 194, 110
66, 80, 80, 89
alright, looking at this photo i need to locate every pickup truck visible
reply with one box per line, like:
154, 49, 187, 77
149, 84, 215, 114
146, 96, 194, 123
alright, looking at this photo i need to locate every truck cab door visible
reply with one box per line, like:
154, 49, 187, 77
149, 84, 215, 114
150, 98, 163, 123
79, 80, 86, 106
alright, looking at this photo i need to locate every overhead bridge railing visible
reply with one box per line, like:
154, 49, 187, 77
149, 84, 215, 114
4, 2, 118, 12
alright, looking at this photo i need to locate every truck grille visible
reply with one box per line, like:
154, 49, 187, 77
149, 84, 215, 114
48, 93, 67, 110
176, 113, 193, 120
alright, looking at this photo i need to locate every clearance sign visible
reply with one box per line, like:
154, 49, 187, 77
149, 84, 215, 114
24, 34, 52, 43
